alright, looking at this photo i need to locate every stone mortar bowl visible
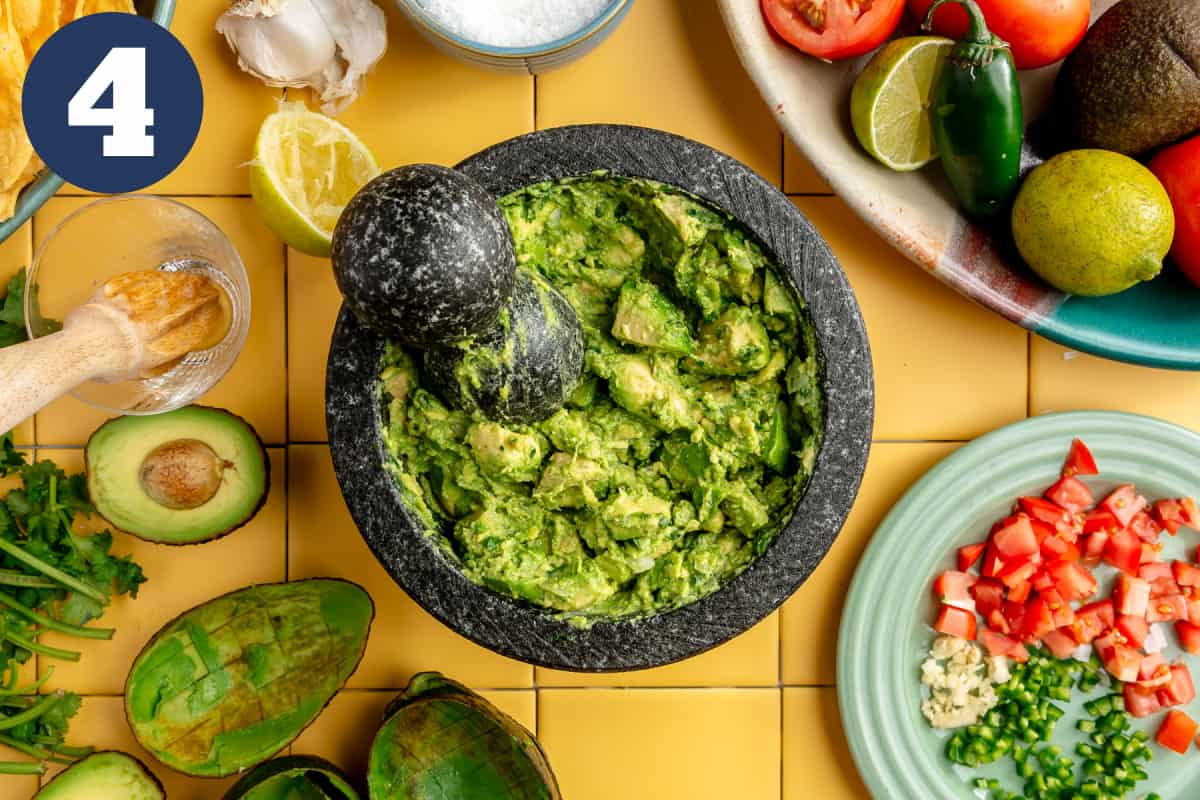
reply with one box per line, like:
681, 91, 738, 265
326, 124, 874, 672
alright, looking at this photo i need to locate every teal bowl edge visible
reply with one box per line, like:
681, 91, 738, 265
0, 0, 177, 246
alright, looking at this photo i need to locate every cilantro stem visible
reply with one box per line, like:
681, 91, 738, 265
4, 632, 79, 662
49, 744, 92, 758
0, 571, 56, 589
0, 543, 106, 604
0, 666, 54, 696
0, 760, 44, 775
0, 691, 64, 731
0, 733, 50, 761
0, 590, 113, 639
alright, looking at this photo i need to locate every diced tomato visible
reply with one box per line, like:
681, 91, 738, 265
998, 556, 1038, 589
1140, 664, 1173, 690
1176, 620, 1200, 655
1046, 477, 1093, 514
1124, 683, 1164, 718
1047, 561, 1097, 602
1103, 485, 1149, 528
1142, 542, 1164, 565
1140, 562, 1174, 582
1028, 517, 1055, 542
1160, 664, 1197, 707
1019, 496, 1078, 537
981, 544, 1004, 578
933, 604, 976, 639
1041, 588, 1076, 628
1151, 576, 1181, 599
1063, 438, 1099, 478
1140, 652, 1166, 681
1180, 497, 1200, 531
1129, 511, 1162, 543
957, 541, 987, 572
1093, 630, 1120, 661
987, 609, 1011, 634
1021, 595, 1055, 641
1148, 594, 1189, 623
1083, 509, 1120, 535
1157, 710, 1198, 754
1008, 642, 1030, 663
993, 516, 1039, 559
1114, 575, 1151, 617
1104, 529, 1143, 575
1007, 580, 1032, 604
979, 629, 1019, 658
1174, 561, 1200, 588
1117, 615, 1150, 648
1155, 498, 1185, 535
1040, 534, 1082, 563
1042, 628, 1078, 659
1031, 569, 1055, 593
970, 579, 1005, 617
1082, 531, 1109, 564
1002, 600, 1027, 634
1103, 644, 1143, 682
933, 571, 977, 609
1071, 600, 1114, 645
1186, 590, 1200, 624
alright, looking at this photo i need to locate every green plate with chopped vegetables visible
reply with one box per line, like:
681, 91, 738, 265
839, 411, 1200, 799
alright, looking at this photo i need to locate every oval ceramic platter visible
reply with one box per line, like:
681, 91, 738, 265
838, 411, 1200, 798
717, 0, 1200, 370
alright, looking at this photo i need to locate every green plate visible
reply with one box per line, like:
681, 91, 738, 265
838, 411, 1200, 798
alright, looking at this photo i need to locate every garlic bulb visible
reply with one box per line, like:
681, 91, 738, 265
216, 0, 387, 114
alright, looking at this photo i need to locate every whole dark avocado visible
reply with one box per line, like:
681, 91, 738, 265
34, 751, 164, 800
224, 754, 361, 800
1057, 0, 1200, 156
331, 164, 517, 347
424, 268, 585, 425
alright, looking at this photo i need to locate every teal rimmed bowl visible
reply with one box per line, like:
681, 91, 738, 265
0, 0, 176, 245
395, 0, 632, 74
838, 411, 1200, 798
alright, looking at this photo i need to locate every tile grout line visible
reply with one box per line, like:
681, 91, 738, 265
283, 241, 291, 583
1026, 331, 1033, 419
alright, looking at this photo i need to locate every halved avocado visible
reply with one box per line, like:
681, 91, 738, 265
85, 405, 269, 544
224, 755, 361, 800
34, 751, 164, 800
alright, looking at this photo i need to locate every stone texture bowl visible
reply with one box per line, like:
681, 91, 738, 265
326, 124, 873, 672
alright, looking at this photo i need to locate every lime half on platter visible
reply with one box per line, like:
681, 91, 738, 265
839, 411, 1200, 799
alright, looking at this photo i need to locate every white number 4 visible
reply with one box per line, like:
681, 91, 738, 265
68, 47, 155, 158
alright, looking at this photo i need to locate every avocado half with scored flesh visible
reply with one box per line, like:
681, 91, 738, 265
34, 751, 164, 800
86, 405, 269, 544
224, 754, 361, 800
368, 671, 561, 800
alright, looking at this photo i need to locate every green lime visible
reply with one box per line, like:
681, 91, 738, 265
851, 36, 954, 172
249, 102, 380, 258
1012, 150, 1175, 297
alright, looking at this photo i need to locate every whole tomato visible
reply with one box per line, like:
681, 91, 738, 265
1150, 135, 1200, 289
907, 0, 1090, 70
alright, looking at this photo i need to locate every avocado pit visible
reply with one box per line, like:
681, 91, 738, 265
139, 439, 227, 510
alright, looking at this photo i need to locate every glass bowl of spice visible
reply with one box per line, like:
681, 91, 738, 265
395, 0, 632, 73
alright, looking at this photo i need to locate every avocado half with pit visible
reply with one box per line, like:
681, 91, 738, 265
224, 754, 361, 800
86, 405, 269, 544
34, 751, 164, 800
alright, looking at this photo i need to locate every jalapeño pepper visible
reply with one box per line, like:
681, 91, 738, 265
922, 0, 1023, 220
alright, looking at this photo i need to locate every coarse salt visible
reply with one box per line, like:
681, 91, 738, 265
416, 0, 613, 48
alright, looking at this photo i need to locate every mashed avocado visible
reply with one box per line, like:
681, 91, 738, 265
379, 177, 823, 623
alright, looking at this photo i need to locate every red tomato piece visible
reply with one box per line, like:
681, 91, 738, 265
1114, 575, 1150, 618
1151, 577, 1182, 600
1083, 509, 1120, 535
1187, 590, 1200, 625
933, 571, 977, 608
1007, 580, 1032, 605
1159, 664, 1197, 708
1148, 594, 1189, 624
1093, 630, 1120, 661
1042, 588, 1076, 628
1008, 642, 1030, 663
1129, 511, 1162, 544
1002, 600, 1027, 635
1046, 477, 1093, 514
762, 0, 905, 61
1103, 644, 1143, 682
1019, 497, 1074, 533
1103, 485, 1149, 528
970, 579, 1005, 617
979, 629, 1019, 658
1154, 498, 1185, 535
1173, 561, 1200, 588
1149, 136, 1200, 289
980, 544, 1004, 578
1071, 600, 1114, 645
993, 516, 1039, 559
933, 604, 977, 639
1124, 683, 1164, 718
1104, 530, 1143, 575
1176, 620, 1200, 655
957, 541, 987, 572
998, 557, 1038, 589
1140, 562, 1174, 582
987, 609, 1011, 635
1180, 498, 1200, 531
1062, 438, 1099, 478
1157, 710, 1198, 754
1022, 596, 1055, 641
1031, 569, 1055, 593
1117, 615, 1150, 648
1140, 652, 1166, 682
1041, 628, 1078, 659
1047, 561, 1097, 602
1081, 531, 1108, 565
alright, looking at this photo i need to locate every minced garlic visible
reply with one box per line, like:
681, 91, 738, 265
920, 635, 1007, 729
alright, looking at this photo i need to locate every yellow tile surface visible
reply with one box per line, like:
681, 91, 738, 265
33, 197, 286, 445
537, 613, 778, 687
794, 197, 1028, 440
538, 0, 782, 186
782, 443, 957, 685
1031, 336, 1200, 426
39, 449, 287, 695
782, 689, 867, 800
539, 688, 781, 800
784, 140, 832, 195
1, 224, 34, 444
287, 250, 339, 442
287, 445, 533, 689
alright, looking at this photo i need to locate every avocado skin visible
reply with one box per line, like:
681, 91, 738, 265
34, 751, 164, 800
223, 754, 361, 800
1057, 0, 1200, 156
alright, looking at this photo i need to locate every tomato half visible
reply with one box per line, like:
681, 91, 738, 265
1157, 710, 1198, 754
1150, 136, 1200, 290
763, 0, 906, 61
906, 0, 1090, 70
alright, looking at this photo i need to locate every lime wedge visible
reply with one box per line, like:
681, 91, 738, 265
249, 102, 380, 258
851, 36, 954, 172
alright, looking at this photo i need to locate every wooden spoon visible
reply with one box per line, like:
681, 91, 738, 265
0, 270, 225, 433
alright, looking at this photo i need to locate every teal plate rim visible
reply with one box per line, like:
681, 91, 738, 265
837, 410, 1200, 798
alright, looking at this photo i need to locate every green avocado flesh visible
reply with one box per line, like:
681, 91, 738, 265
86, 405, 268, 544
380, 177, 824, 623
125, 579, 374, 777
34, 751, 163, 800
368, 672, 560, 800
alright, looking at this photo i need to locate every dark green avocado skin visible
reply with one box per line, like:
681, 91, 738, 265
223, 754, 361, 800
1057, 0, 1200, 155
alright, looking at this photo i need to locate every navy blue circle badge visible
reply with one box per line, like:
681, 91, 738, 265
23, 13, 203, 194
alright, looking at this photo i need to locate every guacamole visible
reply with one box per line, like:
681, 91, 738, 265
379, 176, 823, 622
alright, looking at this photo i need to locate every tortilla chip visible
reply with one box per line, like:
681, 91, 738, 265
82, 0, 135, 12
11, 0, 41, 39
0, 2, 32, 192
19, 0, 59, 60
